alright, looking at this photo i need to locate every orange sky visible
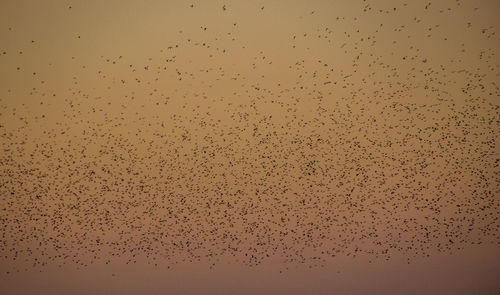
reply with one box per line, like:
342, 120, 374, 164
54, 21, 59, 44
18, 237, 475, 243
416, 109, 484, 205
1, 0, 499, 294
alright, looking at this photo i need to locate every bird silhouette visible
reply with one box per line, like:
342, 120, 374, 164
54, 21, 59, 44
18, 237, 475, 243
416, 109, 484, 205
0, 0, 498, 279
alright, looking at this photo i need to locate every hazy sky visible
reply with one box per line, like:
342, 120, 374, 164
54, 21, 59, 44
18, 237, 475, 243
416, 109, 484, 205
1, 0, 499, 294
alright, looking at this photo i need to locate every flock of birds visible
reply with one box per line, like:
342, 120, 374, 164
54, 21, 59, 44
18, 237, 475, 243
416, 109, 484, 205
0, 0, 499, 275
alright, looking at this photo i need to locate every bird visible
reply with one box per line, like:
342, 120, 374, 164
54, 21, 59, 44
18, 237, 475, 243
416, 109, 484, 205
0, 0, 498, 280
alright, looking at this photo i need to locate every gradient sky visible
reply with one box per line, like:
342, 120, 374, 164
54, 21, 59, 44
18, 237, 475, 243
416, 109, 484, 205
1, 0, 499, 294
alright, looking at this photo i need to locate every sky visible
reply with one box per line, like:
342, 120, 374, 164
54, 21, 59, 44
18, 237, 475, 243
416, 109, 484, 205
1, 0, 499, 294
